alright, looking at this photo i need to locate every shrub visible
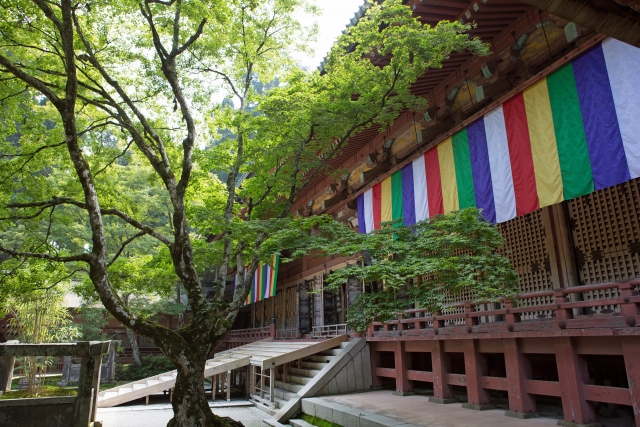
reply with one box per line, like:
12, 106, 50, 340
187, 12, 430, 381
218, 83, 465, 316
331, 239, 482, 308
115, 355, 174, 382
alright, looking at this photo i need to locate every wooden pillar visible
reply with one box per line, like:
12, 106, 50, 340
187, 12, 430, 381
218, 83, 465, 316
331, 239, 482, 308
370, 348, 382, 388
429, 340, 456, 403
504, 339, 538, 417
393, 341, 413, 395
269, 366, 275, 408
245, 366, 250, 397
212, 375, 218, 401
554, 337, 597, 425
621, 337, 640, 426
260, 369, 265, 399
250, 366, 256, 395
462, 339, 493, 409
227, 370, 232, 402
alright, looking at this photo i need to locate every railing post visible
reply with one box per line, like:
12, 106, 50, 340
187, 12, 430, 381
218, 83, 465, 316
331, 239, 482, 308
619, 280, 640, 316
465, 304, 478, 329
432, 312, 444, 335
504, 301, 520, 327
553, 289, 573, 321
270, 315, 276, 339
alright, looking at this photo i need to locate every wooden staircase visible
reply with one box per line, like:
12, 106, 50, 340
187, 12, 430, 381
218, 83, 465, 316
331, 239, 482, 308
251, 341, 348, 415
97, 336, 347, 408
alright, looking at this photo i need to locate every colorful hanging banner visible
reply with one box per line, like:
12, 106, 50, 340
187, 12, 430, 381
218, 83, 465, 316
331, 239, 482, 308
357, 38, 640, 232
240, 255, 279, 305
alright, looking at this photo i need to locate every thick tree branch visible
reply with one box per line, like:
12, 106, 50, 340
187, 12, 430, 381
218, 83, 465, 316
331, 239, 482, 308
5, 197, 173, 246
0, 244, 91, 263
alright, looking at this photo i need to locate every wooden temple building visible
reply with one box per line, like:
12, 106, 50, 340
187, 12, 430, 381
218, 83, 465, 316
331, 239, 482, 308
226, 1, 640, 426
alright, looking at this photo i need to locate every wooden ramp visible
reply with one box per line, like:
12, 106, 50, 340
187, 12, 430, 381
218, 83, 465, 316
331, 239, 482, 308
97, 336, 346, 408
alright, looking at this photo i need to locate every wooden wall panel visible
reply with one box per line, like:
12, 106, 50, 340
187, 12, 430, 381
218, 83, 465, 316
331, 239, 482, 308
567, 178, 640, 313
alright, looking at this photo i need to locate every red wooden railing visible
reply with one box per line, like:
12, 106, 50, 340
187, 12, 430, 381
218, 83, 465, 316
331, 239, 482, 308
368, 279, 640, 337
226, 326, 272, 343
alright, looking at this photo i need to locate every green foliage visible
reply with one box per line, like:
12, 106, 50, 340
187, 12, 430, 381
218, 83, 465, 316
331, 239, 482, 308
0, 386, 77, 400
7, 287, 79, 395
301, 414, 343, 427
75, 308, 109, 341
320, 208, 518, 332
115, 355, 175, 382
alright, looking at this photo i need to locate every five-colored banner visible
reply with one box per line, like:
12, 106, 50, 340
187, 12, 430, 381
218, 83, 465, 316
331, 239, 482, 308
234, 255, 280, 305
357, 38, 640, 232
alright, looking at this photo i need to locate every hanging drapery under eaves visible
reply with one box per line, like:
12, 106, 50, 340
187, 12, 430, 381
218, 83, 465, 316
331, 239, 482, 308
357, 38, 640, 232
234, 255, 280, 305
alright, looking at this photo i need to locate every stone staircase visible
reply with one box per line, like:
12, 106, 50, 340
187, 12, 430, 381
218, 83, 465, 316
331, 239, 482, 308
252, 342, 347, 415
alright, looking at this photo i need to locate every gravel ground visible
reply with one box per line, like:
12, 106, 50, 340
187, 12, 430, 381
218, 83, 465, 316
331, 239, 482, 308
96, 402, 269, 427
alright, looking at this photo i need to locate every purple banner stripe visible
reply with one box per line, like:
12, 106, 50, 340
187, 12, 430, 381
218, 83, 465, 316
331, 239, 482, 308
573, 45, 629, 190
401, 163, 416, 226
357, 194, 366, 234
467, 118, 496, 223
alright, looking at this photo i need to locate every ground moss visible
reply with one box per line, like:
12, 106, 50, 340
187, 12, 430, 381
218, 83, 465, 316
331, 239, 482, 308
301, 414, 343, 427
0, 386, 77, 399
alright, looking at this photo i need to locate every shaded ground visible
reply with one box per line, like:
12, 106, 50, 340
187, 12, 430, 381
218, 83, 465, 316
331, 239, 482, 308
96, 401, 268, 427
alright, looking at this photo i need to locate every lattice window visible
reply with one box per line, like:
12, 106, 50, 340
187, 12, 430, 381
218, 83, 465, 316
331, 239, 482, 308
567, 178, 640, 311
285, 286, 297, 330
497, 209, 554, 320
275, 291, 285, 330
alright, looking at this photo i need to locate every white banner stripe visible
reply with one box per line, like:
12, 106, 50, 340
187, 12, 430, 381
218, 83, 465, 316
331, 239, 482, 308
602, 38, 640, 179
485, 106, 516, 223
412, 156, 429, 222
363, 189, 374, 234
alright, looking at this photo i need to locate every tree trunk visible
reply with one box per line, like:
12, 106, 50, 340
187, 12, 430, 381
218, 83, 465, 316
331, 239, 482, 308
125, 327, 142, 366
168, 349, 244, 427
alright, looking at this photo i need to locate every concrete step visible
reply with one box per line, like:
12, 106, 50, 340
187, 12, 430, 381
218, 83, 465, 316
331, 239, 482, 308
287, 367, 321, 378
287, 374, 312, 385
303, 355, 335, 364
274, 387, 297, 401
258, 393, 288, 409
274, 381, 304, 393
316, 348, 341, 356
289, 419, 314, 427
301, 398, 421, 427
300, 361, 330, 371
252, 399, 277, 416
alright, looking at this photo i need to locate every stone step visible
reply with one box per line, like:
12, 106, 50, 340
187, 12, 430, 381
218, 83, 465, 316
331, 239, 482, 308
289, 419, 314, 427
